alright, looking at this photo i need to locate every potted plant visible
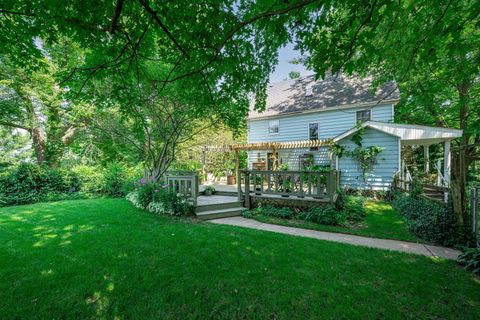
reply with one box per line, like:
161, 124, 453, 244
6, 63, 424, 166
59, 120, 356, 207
254, 176, 263, 195
227, 165, 236, 185
282, 179, 292, 197
204, 186, 215, 196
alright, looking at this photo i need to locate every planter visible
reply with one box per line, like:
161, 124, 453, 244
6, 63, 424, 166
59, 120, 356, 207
282, 189, 291, 197
204, 189, 214, 196
255, 187, 262, 195
227, 175, 236, 185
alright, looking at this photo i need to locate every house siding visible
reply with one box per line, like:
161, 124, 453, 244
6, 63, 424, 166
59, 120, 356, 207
247, 104, 393, 143
337, 128, 400, 190
247, 104, 395, 171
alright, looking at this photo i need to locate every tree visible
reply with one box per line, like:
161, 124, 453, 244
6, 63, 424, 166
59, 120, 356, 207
0, 52, 91, 166
294, 0, 480, 224
0, 0, 320, 129
89, 79, 215, 178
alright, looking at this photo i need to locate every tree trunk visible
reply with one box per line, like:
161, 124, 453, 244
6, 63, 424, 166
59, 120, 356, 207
31, 127, 46, 165
450, 81, 470, 226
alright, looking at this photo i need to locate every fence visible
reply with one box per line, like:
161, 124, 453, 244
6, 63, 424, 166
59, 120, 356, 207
471, 188, 479, 246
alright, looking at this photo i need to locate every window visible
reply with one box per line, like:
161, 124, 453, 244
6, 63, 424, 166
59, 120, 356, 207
268, 120, 279, 134
356, 110, 371, 123
309, 123, 319, 151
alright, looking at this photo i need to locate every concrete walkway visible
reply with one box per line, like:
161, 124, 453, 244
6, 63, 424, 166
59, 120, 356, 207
210, 217, 461, 260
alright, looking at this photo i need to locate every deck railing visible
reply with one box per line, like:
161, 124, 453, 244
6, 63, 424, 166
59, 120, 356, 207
238, 169, 339, 204
165, 171, 199, 204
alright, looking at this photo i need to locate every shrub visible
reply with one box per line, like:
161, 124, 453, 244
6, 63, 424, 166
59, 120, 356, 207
102, 163, 127, 197
457, 247, 480, 276
128, 178, 194, 216
242, 202, 359, 227
72, 165, 103, 194
343, 196, 365, 222
392, 193, 458, 246
297, 206, 346, 225
0, 163, 81, 206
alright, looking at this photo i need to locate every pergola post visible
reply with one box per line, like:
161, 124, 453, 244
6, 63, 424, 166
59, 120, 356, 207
271, 146, 278, 170
423, 145, 430, 174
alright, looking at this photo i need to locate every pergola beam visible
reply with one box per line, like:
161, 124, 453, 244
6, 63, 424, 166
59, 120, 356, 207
202, 139, 332, 153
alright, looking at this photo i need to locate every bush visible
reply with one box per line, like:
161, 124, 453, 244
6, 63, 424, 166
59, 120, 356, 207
392, 192, 458, 246
72, 165, 103, 194
0, 163, 81, 206
297, 206, 346, 225
102, 163, 127, 197
241, 198, 365, 227
457, 247, 480, 276
127, 178, 194, 216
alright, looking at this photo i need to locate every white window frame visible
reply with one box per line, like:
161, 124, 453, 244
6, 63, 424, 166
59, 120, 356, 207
356, 109, 371, 123
308, 122, 319, 141
268, 119, 279, 135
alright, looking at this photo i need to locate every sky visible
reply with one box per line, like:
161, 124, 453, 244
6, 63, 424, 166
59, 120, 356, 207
269, 43, 314, 83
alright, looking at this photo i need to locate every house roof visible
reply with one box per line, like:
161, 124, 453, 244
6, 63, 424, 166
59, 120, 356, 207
249, 72, 400, 120
333, 121, 463, 145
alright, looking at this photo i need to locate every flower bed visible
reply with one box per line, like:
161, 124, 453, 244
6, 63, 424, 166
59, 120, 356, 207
126, 177, 194, 216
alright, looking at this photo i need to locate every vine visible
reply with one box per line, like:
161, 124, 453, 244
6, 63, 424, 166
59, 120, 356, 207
331, 126, 384, 181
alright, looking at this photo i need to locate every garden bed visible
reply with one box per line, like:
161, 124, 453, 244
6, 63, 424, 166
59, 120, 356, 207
243, 199, 421, 243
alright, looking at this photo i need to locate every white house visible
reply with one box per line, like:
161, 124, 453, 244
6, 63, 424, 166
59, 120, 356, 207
247, 72, 462, 190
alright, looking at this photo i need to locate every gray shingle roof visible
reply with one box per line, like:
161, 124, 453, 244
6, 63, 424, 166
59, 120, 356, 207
249, 72, 400, 119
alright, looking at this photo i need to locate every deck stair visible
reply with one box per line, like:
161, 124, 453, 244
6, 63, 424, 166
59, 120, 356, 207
195, 196, 246, 220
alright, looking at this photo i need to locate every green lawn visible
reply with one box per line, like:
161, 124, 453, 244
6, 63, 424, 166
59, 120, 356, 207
1, 199, 479, 319
253, 201, 421, 242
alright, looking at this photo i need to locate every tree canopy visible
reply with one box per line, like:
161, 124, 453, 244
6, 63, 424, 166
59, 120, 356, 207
1, 0, 479, 221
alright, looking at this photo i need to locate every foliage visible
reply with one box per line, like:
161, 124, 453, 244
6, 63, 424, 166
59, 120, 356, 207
71, 165, 103, 194
102, 163, 127, 197
243, 196, 365, 227
288, 71, 300, 79
128, 177, 194, 216
203, 186, 216, 194
295, 0, 480, 223
392, 193, 460, 246
278, 163, 289, 171
344, 146, 384, 180
0, 163, 82, 206
457, 247, 480, 276
0, 163, 137, 206
297, 206, 346, 226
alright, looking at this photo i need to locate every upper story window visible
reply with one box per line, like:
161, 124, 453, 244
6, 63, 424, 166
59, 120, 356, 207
309, 123, 319, 151
356, 110, 371, 123
268, 120, 279, 134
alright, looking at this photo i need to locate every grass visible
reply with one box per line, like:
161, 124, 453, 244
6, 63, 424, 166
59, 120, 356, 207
0, 198, 479, 319
252, 201, 422, 243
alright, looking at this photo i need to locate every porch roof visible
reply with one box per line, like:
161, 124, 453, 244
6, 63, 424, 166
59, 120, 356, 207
333, 121, 463, 146
202, 139, 332, 152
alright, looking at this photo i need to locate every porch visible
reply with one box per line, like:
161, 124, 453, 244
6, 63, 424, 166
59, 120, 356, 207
341, 121, 462, 202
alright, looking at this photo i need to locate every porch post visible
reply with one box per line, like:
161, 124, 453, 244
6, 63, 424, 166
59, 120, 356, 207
444, 140, 451, 186
444, 140, 451, 203
436, 159, 442, 186
424, 145, 430, 174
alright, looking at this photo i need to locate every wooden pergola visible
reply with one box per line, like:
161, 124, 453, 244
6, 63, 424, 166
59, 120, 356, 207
201, 139, 333, 180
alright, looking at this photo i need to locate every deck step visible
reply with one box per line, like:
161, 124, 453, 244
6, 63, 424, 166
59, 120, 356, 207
195, 201, 244, 213
196, 207, 246, 220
